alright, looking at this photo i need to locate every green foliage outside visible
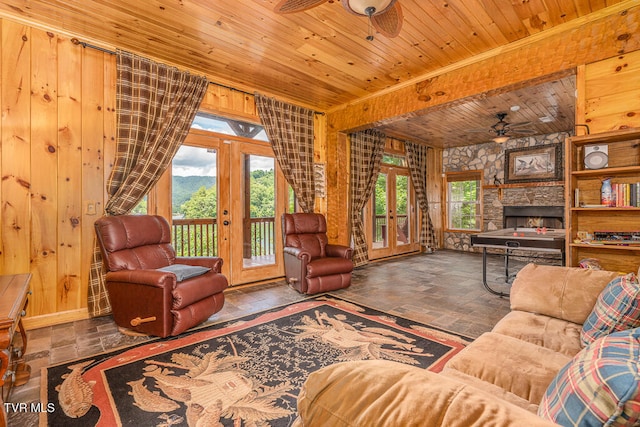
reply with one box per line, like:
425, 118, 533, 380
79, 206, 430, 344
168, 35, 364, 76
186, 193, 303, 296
181, 186, 217, 218
130, 197, 147, 215
373, 174, 409, 242
248, 169, 275, 218
449, 180, 478, 230
172, 169, 276, 257
173, 176, 216, 217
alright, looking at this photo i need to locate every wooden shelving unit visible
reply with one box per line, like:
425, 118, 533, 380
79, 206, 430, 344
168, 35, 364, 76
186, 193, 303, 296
565, 128, 640, 273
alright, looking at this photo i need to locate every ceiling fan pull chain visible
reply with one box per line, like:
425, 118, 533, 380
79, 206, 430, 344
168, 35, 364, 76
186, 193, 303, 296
365, 6, 376, 41
367, 18, 374, 40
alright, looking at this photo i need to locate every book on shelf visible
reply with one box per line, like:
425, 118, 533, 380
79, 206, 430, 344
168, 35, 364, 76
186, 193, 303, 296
608, 182, 640, 207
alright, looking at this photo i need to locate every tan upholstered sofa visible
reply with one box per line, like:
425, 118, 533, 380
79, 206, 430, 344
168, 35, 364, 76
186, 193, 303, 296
294, 263, 631, 426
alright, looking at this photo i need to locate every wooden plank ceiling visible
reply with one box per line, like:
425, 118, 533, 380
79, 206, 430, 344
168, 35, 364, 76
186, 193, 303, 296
0, 0, 626, 147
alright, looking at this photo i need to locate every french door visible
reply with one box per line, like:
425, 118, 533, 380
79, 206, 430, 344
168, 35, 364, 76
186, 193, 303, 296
171, 131, 287, 285
365, 165, 420, 259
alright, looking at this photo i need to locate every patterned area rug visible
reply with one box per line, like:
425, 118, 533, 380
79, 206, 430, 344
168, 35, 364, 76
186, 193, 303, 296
41, 295, 471, 426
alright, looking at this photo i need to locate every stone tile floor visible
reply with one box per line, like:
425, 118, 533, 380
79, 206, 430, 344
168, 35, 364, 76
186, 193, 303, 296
7, 249, 522, 426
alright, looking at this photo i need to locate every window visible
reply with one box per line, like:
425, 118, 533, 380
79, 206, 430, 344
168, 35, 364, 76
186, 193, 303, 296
192, 113, 268, 141
446, 172, 481, 231
381, 153, 407, 167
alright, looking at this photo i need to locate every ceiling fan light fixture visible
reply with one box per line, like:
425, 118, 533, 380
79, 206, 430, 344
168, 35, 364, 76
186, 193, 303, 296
493, 136, 510, 144
342, 0, 396, 16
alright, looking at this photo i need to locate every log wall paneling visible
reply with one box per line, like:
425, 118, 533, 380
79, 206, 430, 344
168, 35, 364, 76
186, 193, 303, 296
0, 19, 120, 327
200, 86, 258, 123
1, 21, 31, 276
80, 47, 106, 310
29, 28, 58, 316
56, 36, 84, 313
314, 113, 327, 215
103, 57, 117, 203
584, 50, 640, 133
427, 147, 443, 247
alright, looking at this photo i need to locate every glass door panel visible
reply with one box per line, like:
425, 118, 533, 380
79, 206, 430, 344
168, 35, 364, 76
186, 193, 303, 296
171, 145, 219, 257
241, 154, 276, 268
395, 174, 410, 246
230, 140, 286, 284
372, 173, 388, 250
166, 132, 285, 285
367, 166, 420, 260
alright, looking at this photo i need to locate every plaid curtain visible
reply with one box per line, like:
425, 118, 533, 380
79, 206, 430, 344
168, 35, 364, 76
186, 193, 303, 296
349, 129, 386, 267
255, 94, 316, 212
405, 141, 437, 250
87, 50, 208, 317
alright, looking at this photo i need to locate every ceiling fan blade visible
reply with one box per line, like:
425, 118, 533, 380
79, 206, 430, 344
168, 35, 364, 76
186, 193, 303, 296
507, 121, 533, 128
273, 0, 328, 14
371, 3, 403, 38
468, 129, 492, 133
509, 128, 536, 135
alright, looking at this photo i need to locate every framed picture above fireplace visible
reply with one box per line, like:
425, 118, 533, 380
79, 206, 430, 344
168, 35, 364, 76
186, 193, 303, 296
504, 144, 563, 184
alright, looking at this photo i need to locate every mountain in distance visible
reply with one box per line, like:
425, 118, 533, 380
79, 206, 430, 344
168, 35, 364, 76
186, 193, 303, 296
172, 175, 216, 213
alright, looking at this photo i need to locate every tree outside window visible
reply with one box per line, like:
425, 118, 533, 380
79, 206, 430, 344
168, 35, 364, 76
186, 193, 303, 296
446, 172, 481, 231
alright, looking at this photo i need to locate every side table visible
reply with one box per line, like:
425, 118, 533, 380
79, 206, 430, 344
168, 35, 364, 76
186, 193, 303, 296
0, 274, 32, 427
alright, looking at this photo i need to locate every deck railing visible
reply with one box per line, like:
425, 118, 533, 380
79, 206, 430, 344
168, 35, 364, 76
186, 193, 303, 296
374, 214, 409, 244
172, 217, 276, 258
173, 215, 407, 257
172, 218, 219, 257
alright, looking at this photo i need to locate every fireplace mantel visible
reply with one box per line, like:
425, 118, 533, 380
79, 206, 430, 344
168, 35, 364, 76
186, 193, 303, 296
483, 181, 564, 200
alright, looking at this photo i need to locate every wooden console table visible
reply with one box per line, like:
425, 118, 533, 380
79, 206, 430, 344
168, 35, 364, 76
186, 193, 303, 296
0, 274, 32, 427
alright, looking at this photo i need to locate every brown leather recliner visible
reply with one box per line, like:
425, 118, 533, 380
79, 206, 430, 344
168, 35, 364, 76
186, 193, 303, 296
282, 213, 353, 294
95, 214, 228, 338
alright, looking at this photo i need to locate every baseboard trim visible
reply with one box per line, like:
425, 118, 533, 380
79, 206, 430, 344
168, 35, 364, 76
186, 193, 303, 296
23, 308, 90, 330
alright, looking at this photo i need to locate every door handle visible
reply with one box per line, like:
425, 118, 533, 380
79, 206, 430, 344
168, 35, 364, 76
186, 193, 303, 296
223, 220, 230, 226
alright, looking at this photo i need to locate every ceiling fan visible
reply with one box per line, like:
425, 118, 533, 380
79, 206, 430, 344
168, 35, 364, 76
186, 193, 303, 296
470, 113, 535, 143
273, 0, 403, 40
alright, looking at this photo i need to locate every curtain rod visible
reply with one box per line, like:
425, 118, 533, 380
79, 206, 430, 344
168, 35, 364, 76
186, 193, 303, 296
71, 38, 325, 116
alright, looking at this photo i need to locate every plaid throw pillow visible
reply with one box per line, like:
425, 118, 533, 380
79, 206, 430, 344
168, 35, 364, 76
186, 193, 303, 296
581, 273, 640, 347
538, 327, 640, 426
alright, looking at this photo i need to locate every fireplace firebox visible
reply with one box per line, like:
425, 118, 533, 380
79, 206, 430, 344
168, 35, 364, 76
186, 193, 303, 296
503, 206, 564, 230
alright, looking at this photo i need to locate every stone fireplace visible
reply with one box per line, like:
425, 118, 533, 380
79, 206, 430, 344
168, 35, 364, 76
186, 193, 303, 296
442, 132, 570, 252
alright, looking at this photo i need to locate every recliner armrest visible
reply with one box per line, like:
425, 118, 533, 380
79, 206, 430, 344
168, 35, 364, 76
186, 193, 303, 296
106, 269, 176, 288
284, 246, 311, 262
325, 244, 352, 259
176, 256, 224, 273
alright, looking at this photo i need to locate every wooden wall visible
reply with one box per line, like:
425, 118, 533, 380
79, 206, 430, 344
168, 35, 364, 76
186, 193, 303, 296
1, 20, 115, 327
580, 49, 640, 134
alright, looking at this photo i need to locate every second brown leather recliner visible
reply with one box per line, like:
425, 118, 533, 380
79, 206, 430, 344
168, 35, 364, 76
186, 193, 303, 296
282, 213, 353, 294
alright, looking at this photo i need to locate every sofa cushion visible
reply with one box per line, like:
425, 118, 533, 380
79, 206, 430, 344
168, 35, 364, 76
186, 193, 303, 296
157, 264, 211, 282
441, 367, 540, 413
296, 360, 559, 427
510, 263, 619, 325
538, 327, 640, 427
492, 311, 583, 357
581, 273, 640, 347
443, 332, 571, 405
